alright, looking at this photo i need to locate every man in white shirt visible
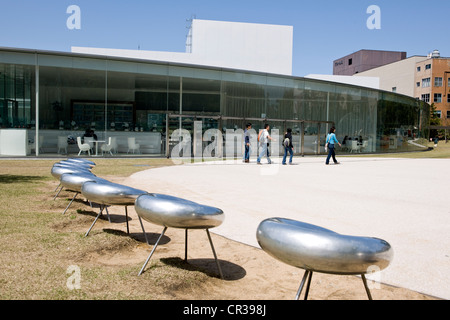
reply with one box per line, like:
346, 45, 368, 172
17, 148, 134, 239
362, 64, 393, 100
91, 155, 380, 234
257, 124, 274, 164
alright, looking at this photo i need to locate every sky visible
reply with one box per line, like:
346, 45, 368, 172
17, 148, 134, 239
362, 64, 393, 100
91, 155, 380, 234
0, 0, 448, 77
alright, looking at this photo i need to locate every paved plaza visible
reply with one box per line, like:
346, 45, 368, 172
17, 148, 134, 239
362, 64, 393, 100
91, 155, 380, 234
125, 156, 450, 299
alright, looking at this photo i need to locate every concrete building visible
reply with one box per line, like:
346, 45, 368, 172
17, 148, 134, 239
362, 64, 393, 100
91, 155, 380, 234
414, 52, 450, 123
355, 56, 427, 97
333, 50, 407, 76
72, 19, 294, 76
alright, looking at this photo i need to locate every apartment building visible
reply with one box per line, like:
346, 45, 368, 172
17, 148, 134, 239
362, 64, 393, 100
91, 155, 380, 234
333, 50, 406, 76
414, 52, 450, 123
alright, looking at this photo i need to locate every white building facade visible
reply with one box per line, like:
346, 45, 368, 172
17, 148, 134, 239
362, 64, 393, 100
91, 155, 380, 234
72, 19, 294, 76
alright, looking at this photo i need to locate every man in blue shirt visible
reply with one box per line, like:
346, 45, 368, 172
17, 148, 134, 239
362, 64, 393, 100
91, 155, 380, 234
325, 126, 341, 165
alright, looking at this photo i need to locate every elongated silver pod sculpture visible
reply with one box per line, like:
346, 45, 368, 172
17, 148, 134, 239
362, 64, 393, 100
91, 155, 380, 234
51, 163, 92, 180
81, 181, 147, 206
66, 158, 96, 168
135, 194, 225, 278
51, 162, 94, 200
60, 173, 107, 194
81, 181, 148, 237
135, 193, 224, 229
58, 172, 109, 215
256, 218, 393, 300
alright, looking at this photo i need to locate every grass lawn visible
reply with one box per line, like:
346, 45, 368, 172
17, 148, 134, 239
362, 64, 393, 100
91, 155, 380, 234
0, 158, 220, 299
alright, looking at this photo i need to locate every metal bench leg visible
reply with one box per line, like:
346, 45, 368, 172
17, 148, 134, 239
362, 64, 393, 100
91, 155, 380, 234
85, 205, 105, 237
137, 216, 150, 244
295, 270, 311, 300
206, 229, 224, 280
304, 271, 313, 300
53, 186, 64, 200
105, 206, 111, 223
138, 227, 168, 276
185, 229, 188, 261
361, 274, 373, 300
62, 192, 78, 215
124, 206, 129, 234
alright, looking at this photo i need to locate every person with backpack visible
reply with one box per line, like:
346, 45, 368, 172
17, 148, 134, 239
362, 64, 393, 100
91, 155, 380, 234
282, 128, 294, 165
325, 126, 341, 165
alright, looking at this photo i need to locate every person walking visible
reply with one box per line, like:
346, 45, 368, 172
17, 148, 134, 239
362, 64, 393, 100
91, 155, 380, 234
282, 128, 294, 165
257, 124, 274, 164
243, 123, 252, 163
325, 126, 341, 165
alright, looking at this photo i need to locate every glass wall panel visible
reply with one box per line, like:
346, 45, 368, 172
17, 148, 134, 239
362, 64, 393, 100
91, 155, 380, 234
223, 80, 266, 118
181, 77, 221, 114
39, 66, 106, 131
0, 63, 34, 128
0, 49, 431, 157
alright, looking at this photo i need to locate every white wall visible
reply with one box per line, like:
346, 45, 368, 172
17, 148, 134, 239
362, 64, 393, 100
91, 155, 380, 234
72, 19, 293, 76
0, 129, 29, 156
354, 56, 427, 97
305, 74, 380, 90
190, 19, 293, 75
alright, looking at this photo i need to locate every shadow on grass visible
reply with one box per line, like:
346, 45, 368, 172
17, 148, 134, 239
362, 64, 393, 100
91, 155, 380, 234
0, 174, 46, 184
103, 228, 171, 246
161, 257, 246, 281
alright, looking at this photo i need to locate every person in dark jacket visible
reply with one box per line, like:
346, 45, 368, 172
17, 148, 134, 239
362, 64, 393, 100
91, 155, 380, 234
244, 123, 252, 163
282, 128, 294, 165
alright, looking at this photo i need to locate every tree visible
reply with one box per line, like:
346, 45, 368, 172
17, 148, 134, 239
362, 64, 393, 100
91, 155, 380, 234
429, 103, 441, 139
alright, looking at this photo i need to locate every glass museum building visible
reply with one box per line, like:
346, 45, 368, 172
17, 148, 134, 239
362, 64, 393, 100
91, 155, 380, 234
0, 47, 430, 158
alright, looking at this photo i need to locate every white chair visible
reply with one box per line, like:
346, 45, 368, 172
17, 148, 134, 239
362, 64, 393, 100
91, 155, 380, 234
84, 137, 94, 152
350, 140, 360, 153
360, 140, 368, 152
101, 137, 114, 156
77, 137, 91, 156
127, 137, 140, 154
28, 135, 44, 154
111, 137, 118, 154
57, 136, 68, 154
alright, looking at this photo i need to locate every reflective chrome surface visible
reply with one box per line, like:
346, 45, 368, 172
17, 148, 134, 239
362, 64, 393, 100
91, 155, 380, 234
51, 164, 92, 179
66, 158, 95, 168
58, 160, 93, 170
60, 172, 108, 193
81, 181, 147, 205
136, 193, 225, 278
256, 218, 393, 275
135, 193, 224, 229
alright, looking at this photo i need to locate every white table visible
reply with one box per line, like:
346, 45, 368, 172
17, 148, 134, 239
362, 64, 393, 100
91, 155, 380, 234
92, 140, 105, 156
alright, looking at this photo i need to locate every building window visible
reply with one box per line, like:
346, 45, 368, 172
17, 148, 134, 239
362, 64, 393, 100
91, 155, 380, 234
434, 77, 443, 87
434, 93, 442, 103
447, 111, 450, 119
392, 87, 397, 93
417, 66, 421, 72
435, 110, 441, 118
421, 94, 430, 103
448, 95, 450, 103
416, 82, 420, 87
422, 78, 431, 88
348, 58, 352, 66
425, 64, 431, 70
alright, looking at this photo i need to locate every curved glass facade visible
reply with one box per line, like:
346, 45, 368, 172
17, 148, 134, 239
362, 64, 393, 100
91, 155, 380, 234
0, 48, 429, 157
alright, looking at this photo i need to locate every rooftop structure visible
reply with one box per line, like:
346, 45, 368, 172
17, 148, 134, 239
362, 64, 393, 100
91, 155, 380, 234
72, 19, 294, 76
